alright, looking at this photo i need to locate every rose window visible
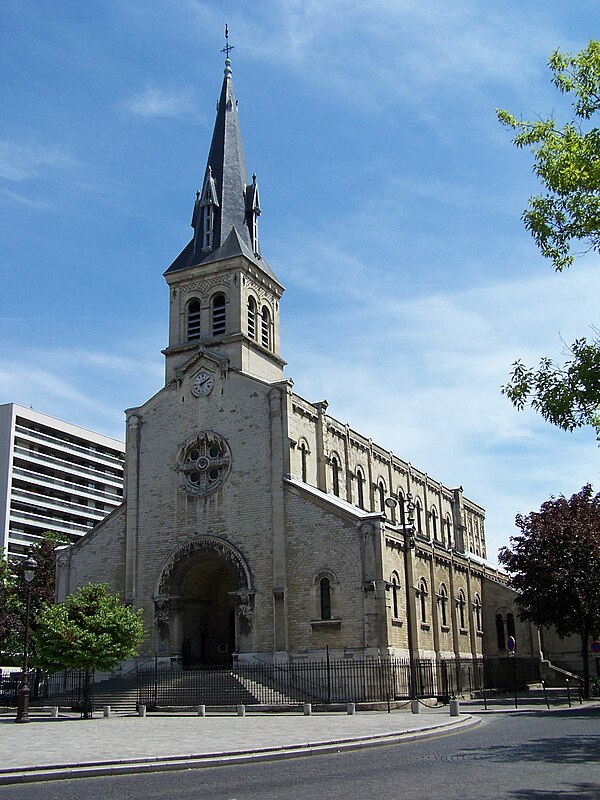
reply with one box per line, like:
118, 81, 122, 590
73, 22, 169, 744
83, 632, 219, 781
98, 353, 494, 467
177, 432, 231, 496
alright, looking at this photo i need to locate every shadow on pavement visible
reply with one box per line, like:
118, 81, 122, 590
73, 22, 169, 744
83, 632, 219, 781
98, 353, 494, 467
509, 784, 600, 800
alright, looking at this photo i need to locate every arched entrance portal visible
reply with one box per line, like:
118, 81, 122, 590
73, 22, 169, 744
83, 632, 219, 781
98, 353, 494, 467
180, 553, 237, 666
154, 535, 255, 666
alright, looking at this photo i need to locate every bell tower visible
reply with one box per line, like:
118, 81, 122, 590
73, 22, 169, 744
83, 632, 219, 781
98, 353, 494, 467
162, 48, 285, 385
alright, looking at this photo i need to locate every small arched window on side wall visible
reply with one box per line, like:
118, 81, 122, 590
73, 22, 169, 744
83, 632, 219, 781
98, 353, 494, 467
507, 612, 516, 639
438, 583, 449, 628
299, 441, 308, 483
377, 480, 386, 513
397, 490, 406, 526
261, 305, 271, 349
356, 468, 365, 509
418, 578, 429, 623
211, 293, 226, 336
247, 296, 257, 340
391, 572, 400, 619
320, 576, 332, 620
431, 506, 438, 541
473, 593, 482, 632
331, 455, 340, 497
445, 515, 453, 548
495, 613, 505, 650
187, 299, 201, 341
457, 588, 467, 630
415, 498, 423, 536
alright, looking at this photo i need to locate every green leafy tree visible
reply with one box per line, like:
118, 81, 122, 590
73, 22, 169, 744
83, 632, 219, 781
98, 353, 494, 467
498, 484, 600, 697
498, 40, 600, 439
32, 583, 144, 718
0, 535, 64, 664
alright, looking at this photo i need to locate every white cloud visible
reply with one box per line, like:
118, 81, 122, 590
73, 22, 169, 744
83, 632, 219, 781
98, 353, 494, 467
122, 85, 195, 118
0, 140, 73, 182
0, 344, 163, 441
189, 0, 561, 110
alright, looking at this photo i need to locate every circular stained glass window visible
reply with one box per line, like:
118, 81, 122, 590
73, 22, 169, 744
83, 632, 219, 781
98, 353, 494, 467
177, 431, 232, 496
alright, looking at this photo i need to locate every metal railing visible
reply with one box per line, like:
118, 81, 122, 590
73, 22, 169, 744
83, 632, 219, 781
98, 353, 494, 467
0, 657, 544, 710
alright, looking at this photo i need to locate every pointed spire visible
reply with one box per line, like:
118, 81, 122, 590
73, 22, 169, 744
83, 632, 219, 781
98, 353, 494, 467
165, 38, 280, 285
189, 43, 255, 259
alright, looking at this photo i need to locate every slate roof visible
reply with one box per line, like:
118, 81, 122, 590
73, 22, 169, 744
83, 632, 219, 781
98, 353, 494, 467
165, 57, 280, 287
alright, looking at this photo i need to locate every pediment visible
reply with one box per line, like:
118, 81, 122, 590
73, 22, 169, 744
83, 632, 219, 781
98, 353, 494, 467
174, 346, 230, 382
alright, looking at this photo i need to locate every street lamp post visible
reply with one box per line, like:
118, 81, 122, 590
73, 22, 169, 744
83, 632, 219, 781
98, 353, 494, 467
385, 492, 417, 701
15, 550, 38, 724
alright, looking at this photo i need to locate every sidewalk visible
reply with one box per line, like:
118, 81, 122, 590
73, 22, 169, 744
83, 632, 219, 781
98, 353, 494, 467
0, 705, 477, 785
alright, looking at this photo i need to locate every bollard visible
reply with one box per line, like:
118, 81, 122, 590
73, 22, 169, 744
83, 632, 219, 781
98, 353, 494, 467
449, 699, 460, 717
138, 704, 147, 717
237, 704, 246, 717
50, 706, 59, 719
197, 704, 206, 717
103, 705, 111, 718
303, 703, 312, 716
410, 699, 420, 714
346, 702, 356, 715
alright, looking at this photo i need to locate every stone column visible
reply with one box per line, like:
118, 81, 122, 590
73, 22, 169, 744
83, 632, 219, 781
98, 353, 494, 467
125, 413, 142, 603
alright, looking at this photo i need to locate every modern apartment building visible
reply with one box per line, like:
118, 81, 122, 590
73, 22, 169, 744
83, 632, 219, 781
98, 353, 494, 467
0, 403, 124, 559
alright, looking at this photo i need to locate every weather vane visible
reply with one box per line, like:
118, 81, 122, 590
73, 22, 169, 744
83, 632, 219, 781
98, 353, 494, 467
221, 24, 234, 58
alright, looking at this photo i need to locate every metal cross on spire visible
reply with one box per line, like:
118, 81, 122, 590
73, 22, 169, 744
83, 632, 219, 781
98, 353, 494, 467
221, 24, 234, 58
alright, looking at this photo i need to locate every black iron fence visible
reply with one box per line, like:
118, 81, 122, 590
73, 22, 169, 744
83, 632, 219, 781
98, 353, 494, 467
137, 656, 542, 709
0, 657, 543, 710
0, 669, 93, 710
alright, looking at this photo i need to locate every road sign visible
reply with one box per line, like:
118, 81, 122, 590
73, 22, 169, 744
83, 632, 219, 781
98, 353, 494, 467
506, 635, 516, 652
590, 640, 600, 654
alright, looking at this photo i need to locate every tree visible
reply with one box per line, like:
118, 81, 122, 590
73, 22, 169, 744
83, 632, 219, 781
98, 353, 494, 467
33, 583, 144, 718
498, 484, 600, 697
498, 40, 600, 439
0, 535, 65, 664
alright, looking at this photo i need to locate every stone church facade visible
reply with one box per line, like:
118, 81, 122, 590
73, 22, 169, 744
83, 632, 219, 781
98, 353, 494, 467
56, 55, 537, 669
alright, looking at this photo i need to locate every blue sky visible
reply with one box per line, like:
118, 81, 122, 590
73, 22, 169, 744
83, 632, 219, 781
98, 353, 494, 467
1, 1, 598, 560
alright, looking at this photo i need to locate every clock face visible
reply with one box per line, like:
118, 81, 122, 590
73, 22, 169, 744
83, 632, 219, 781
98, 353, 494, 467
191, 370, 214, 397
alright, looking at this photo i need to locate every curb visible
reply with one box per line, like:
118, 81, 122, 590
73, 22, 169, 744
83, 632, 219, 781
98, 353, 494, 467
0, 715, 479, 785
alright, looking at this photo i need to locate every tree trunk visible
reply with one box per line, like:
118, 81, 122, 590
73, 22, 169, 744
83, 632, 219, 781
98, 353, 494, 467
81, 668, 93, 719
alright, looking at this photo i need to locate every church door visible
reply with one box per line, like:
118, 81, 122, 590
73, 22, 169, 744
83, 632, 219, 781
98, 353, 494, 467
179, 552, 237, 666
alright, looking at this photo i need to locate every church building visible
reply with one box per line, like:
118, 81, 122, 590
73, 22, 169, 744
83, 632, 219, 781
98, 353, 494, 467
56, 53, 527, 670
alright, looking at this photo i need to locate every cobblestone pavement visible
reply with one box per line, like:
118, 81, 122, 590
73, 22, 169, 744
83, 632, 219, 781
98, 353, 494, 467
0, 705, 476, 783
1, 700, 597, 785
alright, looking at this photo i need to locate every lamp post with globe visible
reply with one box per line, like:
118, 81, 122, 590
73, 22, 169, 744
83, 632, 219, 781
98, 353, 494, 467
384, 492, 417, 702
15, 550, 38, 723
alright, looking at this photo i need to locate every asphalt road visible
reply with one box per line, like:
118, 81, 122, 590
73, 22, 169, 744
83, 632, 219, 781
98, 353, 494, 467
3, 707, 599, 800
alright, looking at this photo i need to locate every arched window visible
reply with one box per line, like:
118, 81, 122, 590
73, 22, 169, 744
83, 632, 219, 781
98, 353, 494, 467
187, 299, 201, 341
445, 515, 453, 548
438, 583, 448, 627
378, 481, 386, 513
247, 296, 257, 339
473, 593, 482, 632
320, 577, 331, 620
356, 468, 365, 509
419, 578, 428, 623
431, 506, 438, 540
397, 490, 406, 526
300, 442, 308, 483
507, 612, 516, 639
391, 572, 400, 619
261, 305, 271, 349
211, 293, 226, 336
331, 455, 340, 497
495, 613, 505, 650
457, 589, 466, 629
415, 498, 423, 535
